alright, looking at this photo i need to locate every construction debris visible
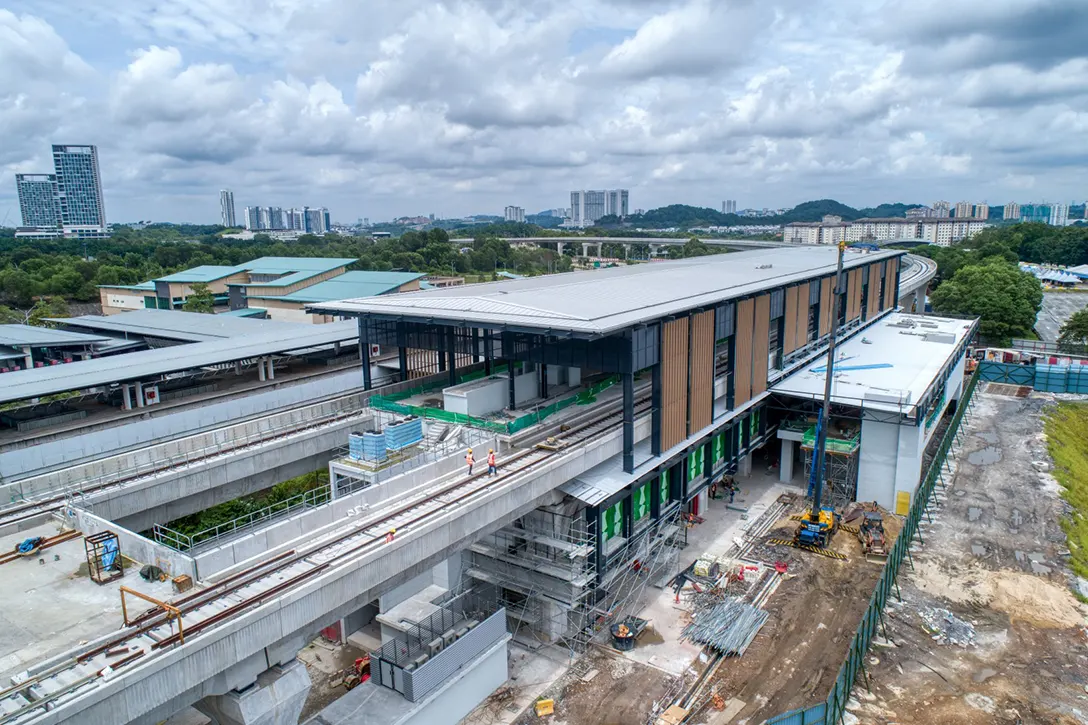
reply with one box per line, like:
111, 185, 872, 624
918, 607, 977, 647
681, 598, 770, 656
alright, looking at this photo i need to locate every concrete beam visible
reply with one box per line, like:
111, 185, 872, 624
29, 417, 651, 725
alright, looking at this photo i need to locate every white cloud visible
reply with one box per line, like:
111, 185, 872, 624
1, 0, 1087, 224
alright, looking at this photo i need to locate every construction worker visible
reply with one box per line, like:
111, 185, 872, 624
465, 448, 475, 475
386, 527, 396, 543
487, 448, 497, 477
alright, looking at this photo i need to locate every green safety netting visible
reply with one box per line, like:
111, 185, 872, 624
369, 371, 619, 435
801, 425, 861, 454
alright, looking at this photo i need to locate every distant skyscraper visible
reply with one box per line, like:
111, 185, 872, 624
52, 144, 106, 231
953, 201, 973, 218
504, 206, 525, 223
932, 201, 951, 217
16, 174, 60, 228
722, 200, 737, 214
570, 189, 628, 227
973, 203, 989, 220
244, 206, 261, 230
1050, 203, 1069, 227
220, 189, 236, 227
1002, 202, 1020, 220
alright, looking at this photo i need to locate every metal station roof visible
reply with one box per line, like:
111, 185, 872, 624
234, 257, 355, 288
51, 309, 304, 342
249, 271, 426, 303
771, 312, 976, 414
312, 247, 903, 337
155, 265, 241, 284
0, 320, 359, 405
0, 325, 110, 348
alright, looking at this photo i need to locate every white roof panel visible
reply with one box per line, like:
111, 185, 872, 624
313, 248, 904, 336
771, 313, 976, 415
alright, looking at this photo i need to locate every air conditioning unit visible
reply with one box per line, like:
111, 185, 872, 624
427, 638, 444, 657
441, 629, 458, 648
409, 654, 430, 670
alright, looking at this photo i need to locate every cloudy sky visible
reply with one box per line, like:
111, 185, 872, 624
2, 0, 1086, 224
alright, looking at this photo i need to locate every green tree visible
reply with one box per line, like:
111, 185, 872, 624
929, 260, 1043, 344
1058, 308, 1088, 348
182, 282, 216, 313
27, 296, 69, 327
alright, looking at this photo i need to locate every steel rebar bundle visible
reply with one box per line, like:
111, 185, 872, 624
681, 597, 770, 656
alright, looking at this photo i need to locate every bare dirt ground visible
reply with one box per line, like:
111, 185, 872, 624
501, 646, 680, 725
297, 637, 368, 721
696, 506, 897, 724
852, 391, 1088, 725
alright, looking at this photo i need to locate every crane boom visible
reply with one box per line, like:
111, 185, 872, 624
809, 240, 847, 518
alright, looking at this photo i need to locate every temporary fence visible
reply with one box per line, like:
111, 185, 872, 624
765, 368, 981, 725
369, 369, 619, 436
977, 361, 1035, 386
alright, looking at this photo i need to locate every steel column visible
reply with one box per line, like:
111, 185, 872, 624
358, 317, 372, 390
651, 354, 662, 457
623, 370, 635, 474
508, 359, 516, 410
540, 363, 548, 399
446, 327, 457, 387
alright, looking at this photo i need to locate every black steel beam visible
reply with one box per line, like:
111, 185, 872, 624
623, 369, 635, 474
508, 359, 516, 410
447, 327, 457, 387
358, 317, 372, 390
540, 363, 548, 399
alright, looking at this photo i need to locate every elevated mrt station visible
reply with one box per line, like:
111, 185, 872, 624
311, 247, 933, 642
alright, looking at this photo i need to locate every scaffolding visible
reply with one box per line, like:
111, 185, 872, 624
801, 419, 861, 509
465, 499, 684, 656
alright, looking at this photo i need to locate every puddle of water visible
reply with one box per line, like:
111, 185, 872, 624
971, 544, 987, 556
968, 446, 1002, 465
968, 507, 983, 522
1014, 550, 1025, 563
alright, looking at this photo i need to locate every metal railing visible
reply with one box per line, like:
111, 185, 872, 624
152, 484, 333, 552
766, 368, 981, 725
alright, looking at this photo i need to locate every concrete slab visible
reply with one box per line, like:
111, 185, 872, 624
0, 522, 175, 683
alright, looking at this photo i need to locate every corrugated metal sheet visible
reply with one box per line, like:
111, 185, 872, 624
0, 325, 109, 347
752, 294, 770, 396
734, 299, 754, 406
690, 310, 714, 431
313, 248, 904, 336
661, 317, 689, 450
783, 287, 799, 355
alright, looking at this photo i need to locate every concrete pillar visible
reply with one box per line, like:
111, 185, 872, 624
540, 363, 549, 399
556, 241, 564, 256
21, 346, 32, 370
582, 242, 590, 257
134, 381, 145, 408
508, 360, 517, 410
568, 367, 581, 387
258, 359, 267, 382
121, 383, 132, 411
623, 243, 630, 260
780, 439, 795, 483
739, 454, 753, 477
195, 659, 311, 725
234, 361, 243, 375
267, 356, 275, 380
912, 289, 922, 313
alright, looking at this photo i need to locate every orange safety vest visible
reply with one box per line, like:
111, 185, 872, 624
466, 453, 474, 465
488, 452, 496, 466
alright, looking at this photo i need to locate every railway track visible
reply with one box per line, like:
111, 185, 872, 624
0, 396, 376, 530
0, 396, 650, 725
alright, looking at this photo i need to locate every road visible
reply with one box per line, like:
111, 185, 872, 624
1034, 292, 1088, 342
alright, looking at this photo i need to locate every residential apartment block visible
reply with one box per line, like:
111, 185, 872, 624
784, 217, 989, 247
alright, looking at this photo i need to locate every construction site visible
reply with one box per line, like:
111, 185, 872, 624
5, 245, 1060, 725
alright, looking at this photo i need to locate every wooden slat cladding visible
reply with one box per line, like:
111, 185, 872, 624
818, 277, 834, 336
864, 262, 883, 320
734, 299, 754, 407
689, 311, 714, 432
847, 268, 863, 320
793, 282, 810, 350
661, 317, 690, 450
783, 287, 799, 355
883, 258, 898, 309
751, 294, 771, 397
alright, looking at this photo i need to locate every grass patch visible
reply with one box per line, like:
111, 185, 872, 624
1043, 402, 1088, 580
